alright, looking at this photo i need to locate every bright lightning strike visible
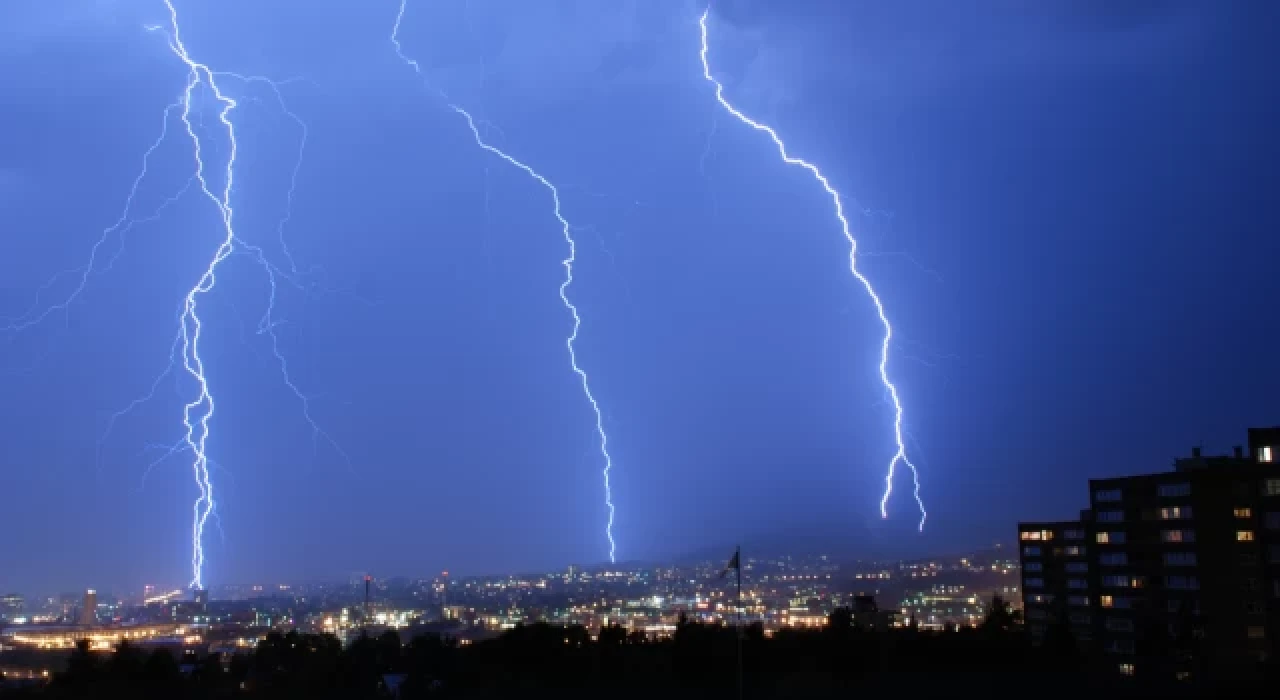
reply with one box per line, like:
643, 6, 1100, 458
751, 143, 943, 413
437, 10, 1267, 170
391, 0, 619, 562
448, 107, 620, 562
155, 0, 241, 589
153, 3, 347, 588
698, 8, 926, 531
4, 0, 344, 591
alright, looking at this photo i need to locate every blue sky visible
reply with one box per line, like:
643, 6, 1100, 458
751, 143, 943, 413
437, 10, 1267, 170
1, 0, 1276, 595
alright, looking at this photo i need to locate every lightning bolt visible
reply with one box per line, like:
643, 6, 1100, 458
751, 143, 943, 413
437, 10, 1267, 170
391, 0, 619, 562
1, 105, 185, 336
153, 0, 241, 589
698, 8, 926, 530
154, 2, 348, 587
4, 0, 344, 591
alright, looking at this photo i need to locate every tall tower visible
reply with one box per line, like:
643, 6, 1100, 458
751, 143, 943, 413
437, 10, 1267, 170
79, 589, 97, 626
364, 575, 372, 620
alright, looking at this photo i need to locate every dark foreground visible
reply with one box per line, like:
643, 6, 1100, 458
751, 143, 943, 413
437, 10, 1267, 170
2, 610, 1276, 698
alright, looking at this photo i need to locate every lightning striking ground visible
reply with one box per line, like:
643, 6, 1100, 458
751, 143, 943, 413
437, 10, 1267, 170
156, 0, 241, 589
697, 9, 926, 530
391, 0, 619, 562
6, 0, 343, 590
155, 3, 347, 587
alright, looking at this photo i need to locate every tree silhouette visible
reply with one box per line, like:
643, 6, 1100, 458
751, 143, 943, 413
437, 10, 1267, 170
21, 607, 1275, 697
827, 606, 853, 632
982, 594, 1016, 634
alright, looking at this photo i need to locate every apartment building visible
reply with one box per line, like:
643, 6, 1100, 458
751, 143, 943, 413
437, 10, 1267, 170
1019, 426, 1280, 680
1019, 518, 1092, 646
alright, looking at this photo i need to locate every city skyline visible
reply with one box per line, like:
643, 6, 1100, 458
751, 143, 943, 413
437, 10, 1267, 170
2, 0, 1278, 593
0, 544, 1018, 635
1, 522, 1015, 601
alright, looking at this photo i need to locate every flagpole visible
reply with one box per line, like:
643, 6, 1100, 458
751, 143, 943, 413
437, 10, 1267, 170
735, 544, 743, 700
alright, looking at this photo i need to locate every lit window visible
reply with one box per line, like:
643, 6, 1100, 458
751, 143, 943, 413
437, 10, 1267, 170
1119, 663, 1135, 675
1162, 529, 1195, 543
1264, 478, 1280, 497
1097, 510, 1124, 523
1235, 507, 1252, 518
1160, 506, 1192, 520
1248, 626, 1266, 639
1260, 446, 1274, 463
1064, 545, 1085, 556
1103, 575, 1143, 589
1094, 488, 1122, 502
1096, 531, 1124, 544
1237, 530, 1255, 542
1020, 530, 1043, 541
1100, 595, 1114, 608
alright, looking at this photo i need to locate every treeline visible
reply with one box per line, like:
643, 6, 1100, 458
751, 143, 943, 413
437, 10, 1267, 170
1, 602, 1273, 698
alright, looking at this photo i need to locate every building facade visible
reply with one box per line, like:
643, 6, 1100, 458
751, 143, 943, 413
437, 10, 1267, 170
1019, 427, 1280, 680
1019, 519, 1093, 646
79, 590, 97, 627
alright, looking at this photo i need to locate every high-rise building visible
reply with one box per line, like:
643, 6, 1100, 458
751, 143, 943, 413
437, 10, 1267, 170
1018, 519, 1093, 646
1019, 427, 1280, 681
80, 590, 97, 626
1250, 427, 1278, 465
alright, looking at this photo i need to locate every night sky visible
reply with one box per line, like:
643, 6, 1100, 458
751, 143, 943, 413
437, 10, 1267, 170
1, 0, 1276, 595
